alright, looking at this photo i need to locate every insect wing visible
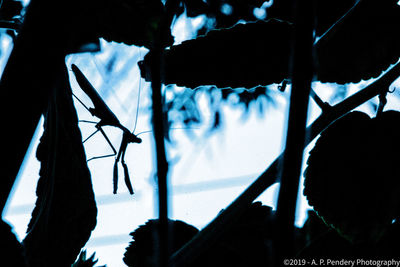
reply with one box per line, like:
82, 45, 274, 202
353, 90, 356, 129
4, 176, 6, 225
71, 64, 120, 126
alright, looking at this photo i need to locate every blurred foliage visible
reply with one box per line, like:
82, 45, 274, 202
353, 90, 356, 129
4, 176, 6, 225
178, 0, 267, 34
164, 84, 278, 137
0, 0, 24, 39
0, 0, 23, 20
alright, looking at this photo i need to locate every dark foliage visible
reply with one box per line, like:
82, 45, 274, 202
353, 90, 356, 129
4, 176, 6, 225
198, 202, 276, 267
140, 0, 400, 89
316, 0, 400, 83
0, 220, 29, 267
51, 0, 174, 54
124, 202, 307, 267
91, 0, 173, 49
180, 0, 266, 34
299, 216, 400, 259
140, 19, 291, 89
22, 63, 97, 267
267, 0, 358, 36
123, 219, 200, 267
0, 0, 23, 21
304, 110, 400, 244
0, 0, 24, 38
72, 250, 104, 267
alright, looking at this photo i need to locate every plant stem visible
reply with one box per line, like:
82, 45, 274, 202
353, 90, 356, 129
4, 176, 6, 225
150, 48, 169, 267
169, 60, 400, 267
275, 0, 315, 260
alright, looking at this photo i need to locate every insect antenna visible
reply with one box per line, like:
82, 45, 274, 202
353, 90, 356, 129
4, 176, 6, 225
132, 48, 143, 134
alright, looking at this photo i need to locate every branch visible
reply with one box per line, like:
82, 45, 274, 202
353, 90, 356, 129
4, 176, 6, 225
169, 61, 400, 267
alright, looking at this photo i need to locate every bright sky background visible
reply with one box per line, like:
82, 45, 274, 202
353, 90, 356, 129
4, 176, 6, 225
2, 4, 400, 267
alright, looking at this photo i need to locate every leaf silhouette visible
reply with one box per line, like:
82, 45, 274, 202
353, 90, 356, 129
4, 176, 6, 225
140, 0, 400, 88
316, 0, 400, 83
123, 219, 199, 267
140, 19, 292, 89
303, 110, 400, 244
93, 0, 173, 48
22, 63, 97, 267
67, 0, 173, 52
267, 0, 358, 36
124, 202, 306, 267
72, 250, 104, 267
0, 220, 29, 267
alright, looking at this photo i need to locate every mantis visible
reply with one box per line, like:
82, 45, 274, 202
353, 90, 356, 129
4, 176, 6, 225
70, 64, 142, 195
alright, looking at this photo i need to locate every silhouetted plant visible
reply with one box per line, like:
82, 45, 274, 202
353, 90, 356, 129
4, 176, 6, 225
1, 0, 400, 266
304, 110, 400, 244
124, 203, 304, 267
72, 250, 104, 267
22, 63, 97, 267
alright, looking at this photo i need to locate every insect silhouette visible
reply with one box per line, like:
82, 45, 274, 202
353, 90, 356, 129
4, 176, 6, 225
71, 64, 142, 195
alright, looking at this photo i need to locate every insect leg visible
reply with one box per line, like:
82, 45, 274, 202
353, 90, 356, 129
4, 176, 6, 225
113, 137, 126, 194
121, 145, 134, 195
83, 129, 100, 143
86, 127, 117, 162
98, 127, 117, 155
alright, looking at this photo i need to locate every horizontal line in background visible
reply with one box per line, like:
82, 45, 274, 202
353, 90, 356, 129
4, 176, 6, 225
86, 234, 131, 247
4, 192, 143, 216
172, 174, 258, 194
4, 174, 261, 216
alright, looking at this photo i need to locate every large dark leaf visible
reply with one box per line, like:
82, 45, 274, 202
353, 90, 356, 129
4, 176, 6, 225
140, 0, 400, 88
67, 0, 173, 52
303, 111, 400, 244
140, 19, 292, 89
316, 0, 400, 83
0, 220, 29, 267
124, 202, 305, 267
267, 0, 358, 36
22, 63, 97, 267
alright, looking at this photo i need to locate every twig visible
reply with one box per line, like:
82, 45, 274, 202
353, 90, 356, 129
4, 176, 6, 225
169, 60, 400, 267
310, 89, 330, 111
